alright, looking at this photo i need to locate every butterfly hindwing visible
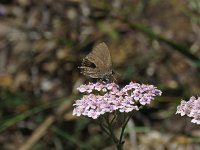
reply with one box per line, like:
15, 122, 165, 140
79, 42, 113, 79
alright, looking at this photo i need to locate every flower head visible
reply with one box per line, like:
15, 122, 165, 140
73, 81, 162, 119
176, 96, 200, 124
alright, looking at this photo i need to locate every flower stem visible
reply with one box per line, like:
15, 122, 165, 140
104, 115, 119, 144
118, 111, 135, 150
97, 117, 112, 137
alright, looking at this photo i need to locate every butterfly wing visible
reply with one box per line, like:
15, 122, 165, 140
79, 42, 112, 78
88, 42, 112, 68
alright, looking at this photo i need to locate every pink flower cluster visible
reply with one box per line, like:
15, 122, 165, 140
176, 96, 200, 124
73, 82, 162, 119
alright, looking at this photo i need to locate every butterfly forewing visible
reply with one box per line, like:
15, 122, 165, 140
89, 42, 112, 68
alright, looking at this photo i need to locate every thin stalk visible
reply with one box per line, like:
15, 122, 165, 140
104, 115, 119, 144
118, 111, 135, 149
97, 120, 112, 137
110, 111, 117, 124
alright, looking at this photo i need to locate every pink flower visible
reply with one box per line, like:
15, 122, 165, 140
73, 81, 162, 119
176, 96, 200, 124
122, 82, 162, 105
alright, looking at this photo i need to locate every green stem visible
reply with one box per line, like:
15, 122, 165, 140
110, 111, 117, 124
118, 111, 135, 150
104, 115, 119, 144
97, 118, 112, 137
99, 112, 135, 150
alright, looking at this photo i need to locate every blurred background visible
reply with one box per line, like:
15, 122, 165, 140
0, 0, 200, 149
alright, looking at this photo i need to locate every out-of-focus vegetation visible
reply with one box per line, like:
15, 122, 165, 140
0, 0, 200, 149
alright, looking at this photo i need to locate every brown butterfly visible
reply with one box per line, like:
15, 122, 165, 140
79, 42, 114, 81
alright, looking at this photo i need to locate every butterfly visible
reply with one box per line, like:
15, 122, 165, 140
79, 42, 114, 81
